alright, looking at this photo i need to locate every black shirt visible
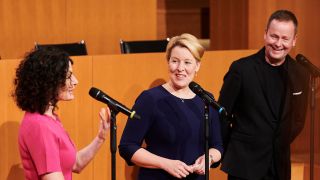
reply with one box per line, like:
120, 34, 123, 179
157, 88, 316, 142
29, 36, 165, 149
261, 59, 288, 122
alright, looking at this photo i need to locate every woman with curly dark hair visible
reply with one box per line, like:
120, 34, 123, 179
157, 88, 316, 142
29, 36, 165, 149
13, 47, 111, 180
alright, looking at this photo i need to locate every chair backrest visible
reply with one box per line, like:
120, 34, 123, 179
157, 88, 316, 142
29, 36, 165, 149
35, 40, 88, 56
120, 38, 170, 54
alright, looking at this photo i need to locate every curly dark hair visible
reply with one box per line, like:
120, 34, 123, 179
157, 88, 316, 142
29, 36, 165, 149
13, 47, 73, 114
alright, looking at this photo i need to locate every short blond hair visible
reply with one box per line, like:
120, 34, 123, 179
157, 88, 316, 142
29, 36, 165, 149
166, 33, 205, 62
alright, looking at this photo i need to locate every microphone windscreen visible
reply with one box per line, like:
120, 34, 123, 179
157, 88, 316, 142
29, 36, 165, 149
296, 54, 306, 64
189, 81, 202, 93
89, 87, 100, 98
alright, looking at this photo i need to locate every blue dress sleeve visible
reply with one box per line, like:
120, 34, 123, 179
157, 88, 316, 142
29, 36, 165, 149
119, 90, 155, 165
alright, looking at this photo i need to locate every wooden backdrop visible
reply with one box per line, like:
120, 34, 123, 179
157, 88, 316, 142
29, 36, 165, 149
0, 50, 256, 180
0, 0, 318, 178
0, 0, 157, 59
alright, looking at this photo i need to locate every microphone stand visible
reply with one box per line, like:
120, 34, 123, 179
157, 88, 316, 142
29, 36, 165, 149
110, 110, 119, 180
296, 55, 320, 180
309, 74, 319, 180
204, 103, 210, 180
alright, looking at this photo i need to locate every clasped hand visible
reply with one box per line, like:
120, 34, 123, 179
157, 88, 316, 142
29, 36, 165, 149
162, 154, 212, 179
190, 154, 213, 175
162, 159, 193, 179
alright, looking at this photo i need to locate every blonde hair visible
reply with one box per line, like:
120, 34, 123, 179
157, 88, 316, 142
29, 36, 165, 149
166, 33, 205, 62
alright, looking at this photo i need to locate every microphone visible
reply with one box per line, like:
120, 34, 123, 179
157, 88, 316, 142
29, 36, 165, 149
89, 87, 140, 119
189, 81, 227, 116
296, 54, 320, 77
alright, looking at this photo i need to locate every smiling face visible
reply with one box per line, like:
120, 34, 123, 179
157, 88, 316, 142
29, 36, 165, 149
264, 19, 297, 65
167, 46, 200, 90
57, 61, 78, 101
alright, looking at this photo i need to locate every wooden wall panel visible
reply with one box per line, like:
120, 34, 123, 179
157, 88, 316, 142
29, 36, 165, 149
0, 60, 24, 180
210, 0, 248, 50
66, 0, 157, 55
157, 0, 209, 39
0, 0, 157, 59
0, 0, 66, 58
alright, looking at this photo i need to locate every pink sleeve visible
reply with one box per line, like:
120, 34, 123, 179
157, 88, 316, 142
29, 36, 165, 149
24, 121, 62, 176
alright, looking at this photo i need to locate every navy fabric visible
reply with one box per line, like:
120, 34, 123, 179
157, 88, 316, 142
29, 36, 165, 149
119, 86, 223, 180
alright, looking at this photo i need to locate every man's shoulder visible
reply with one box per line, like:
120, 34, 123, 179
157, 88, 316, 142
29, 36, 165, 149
230, 52, 260, 72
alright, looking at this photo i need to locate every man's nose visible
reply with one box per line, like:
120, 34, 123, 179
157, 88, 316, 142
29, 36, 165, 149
275, 39, 282, 46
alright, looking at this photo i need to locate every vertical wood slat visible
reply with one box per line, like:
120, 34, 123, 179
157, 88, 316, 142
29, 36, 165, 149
0, 60, 24, 180
210, 0, 248, 50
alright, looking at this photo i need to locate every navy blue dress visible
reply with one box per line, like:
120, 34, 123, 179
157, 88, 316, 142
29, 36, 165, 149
119, 86, 223, 180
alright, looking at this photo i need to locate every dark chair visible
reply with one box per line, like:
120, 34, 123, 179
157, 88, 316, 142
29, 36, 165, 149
120, 38, 170, 54
35, 40, 88, 56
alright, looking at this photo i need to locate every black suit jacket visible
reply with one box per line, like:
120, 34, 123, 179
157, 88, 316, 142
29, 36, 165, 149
218, 48, 309, 180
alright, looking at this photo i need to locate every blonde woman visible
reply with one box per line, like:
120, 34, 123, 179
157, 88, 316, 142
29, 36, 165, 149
119, 33, 223, 179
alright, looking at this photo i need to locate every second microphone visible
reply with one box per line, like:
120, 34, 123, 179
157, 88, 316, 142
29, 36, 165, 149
189, 81, 228, 117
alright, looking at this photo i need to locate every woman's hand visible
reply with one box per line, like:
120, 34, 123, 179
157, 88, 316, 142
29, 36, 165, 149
72, 107, 111, 173
192, 149, 221, 175
191, 154, 210, 175
161, 159, 193, 178
97, 107, 111, 142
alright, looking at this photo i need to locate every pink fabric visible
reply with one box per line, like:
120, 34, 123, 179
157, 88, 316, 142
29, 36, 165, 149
18, 112, 76, 180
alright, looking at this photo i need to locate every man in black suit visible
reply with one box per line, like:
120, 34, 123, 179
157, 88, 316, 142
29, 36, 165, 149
218, 10, 309, 180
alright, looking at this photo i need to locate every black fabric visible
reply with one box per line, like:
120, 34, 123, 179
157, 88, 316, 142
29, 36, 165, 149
261, 59, 287, 122
228, 166, 279, 180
